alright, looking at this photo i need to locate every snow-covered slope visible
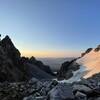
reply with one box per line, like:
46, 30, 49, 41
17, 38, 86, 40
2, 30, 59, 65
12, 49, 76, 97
77, 46, 100, 78
53, 45, 100, 83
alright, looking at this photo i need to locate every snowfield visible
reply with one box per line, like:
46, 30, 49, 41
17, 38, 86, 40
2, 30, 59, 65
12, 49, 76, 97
77, 49, 100, 78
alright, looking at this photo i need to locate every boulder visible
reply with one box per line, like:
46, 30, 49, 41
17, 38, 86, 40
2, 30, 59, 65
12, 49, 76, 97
75, 91, 87, 100
23, 96, 47, 100
47, 83, 74, 100
73, 84, 92, 93
96, 97, 100, 100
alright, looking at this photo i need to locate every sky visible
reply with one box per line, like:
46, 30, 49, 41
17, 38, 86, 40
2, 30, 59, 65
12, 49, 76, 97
0, 0, 100, 57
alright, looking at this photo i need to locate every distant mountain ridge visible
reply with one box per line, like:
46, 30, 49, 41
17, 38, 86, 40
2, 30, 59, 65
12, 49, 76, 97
38, 57, 74, 71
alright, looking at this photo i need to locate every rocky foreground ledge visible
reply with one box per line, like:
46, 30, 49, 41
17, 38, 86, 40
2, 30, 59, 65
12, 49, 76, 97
0, 73, 100, 100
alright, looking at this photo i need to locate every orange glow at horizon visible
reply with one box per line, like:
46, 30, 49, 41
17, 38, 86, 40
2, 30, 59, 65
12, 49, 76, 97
20, 49, 80, 58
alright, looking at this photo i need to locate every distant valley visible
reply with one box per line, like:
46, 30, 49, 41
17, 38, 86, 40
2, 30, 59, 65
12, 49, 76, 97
37, 57, 74, 72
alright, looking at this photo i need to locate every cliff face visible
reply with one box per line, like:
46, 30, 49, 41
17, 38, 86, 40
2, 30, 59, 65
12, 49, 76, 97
0, 35, 54, 82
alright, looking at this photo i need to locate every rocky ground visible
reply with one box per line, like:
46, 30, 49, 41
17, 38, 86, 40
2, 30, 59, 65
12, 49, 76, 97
0, 73, 100, 100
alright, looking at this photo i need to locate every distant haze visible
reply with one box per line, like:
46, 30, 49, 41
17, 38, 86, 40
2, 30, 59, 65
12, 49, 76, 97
38, 57, 74, 71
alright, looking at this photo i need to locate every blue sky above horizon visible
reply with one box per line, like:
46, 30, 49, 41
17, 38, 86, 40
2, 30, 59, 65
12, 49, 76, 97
0, 0, 100, 57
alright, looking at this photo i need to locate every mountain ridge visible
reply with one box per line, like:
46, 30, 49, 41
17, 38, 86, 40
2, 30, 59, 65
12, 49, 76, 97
57, 44, 100, 80
0, 35, 54, 82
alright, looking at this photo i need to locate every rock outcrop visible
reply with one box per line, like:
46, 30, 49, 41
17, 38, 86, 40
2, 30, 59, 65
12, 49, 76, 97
94, 45, 100, 52
57, 59, 80, 80
81, 48, 93, 57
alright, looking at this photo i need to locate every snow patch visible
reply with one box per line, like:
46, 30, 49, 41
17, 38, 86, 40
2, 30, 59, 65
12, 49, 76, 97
54, 66, 87, 83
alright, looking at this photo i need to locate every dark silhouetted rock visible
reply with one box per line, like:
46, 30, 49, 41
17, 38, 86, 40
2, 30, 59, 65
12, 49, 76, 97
94, 45, 100, 52
0, 35, 54, 82
81, 48, 93, 57
0, 36, 24, 82
75, 91, 87, 100
57, 59, 80, 80
1, 35, 21, 64
29, 57, 55, 76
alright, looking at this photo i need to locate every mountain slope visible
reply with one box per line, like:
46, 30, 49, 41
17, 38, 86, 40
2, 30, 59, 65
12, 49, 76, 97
57, 45, 100, 81
77, 45, 100, 78
0, 35, 54, 82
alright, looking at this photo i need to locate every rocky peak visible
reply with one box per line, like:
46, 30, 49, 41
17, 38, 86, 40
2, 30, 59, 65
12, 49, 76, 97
94, 45, 100, 52
81, 48, 93, 57
81, 44, 100, 57
0, 35, 21, 63
0, 35, 54, 82
1, 35, 14, 47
